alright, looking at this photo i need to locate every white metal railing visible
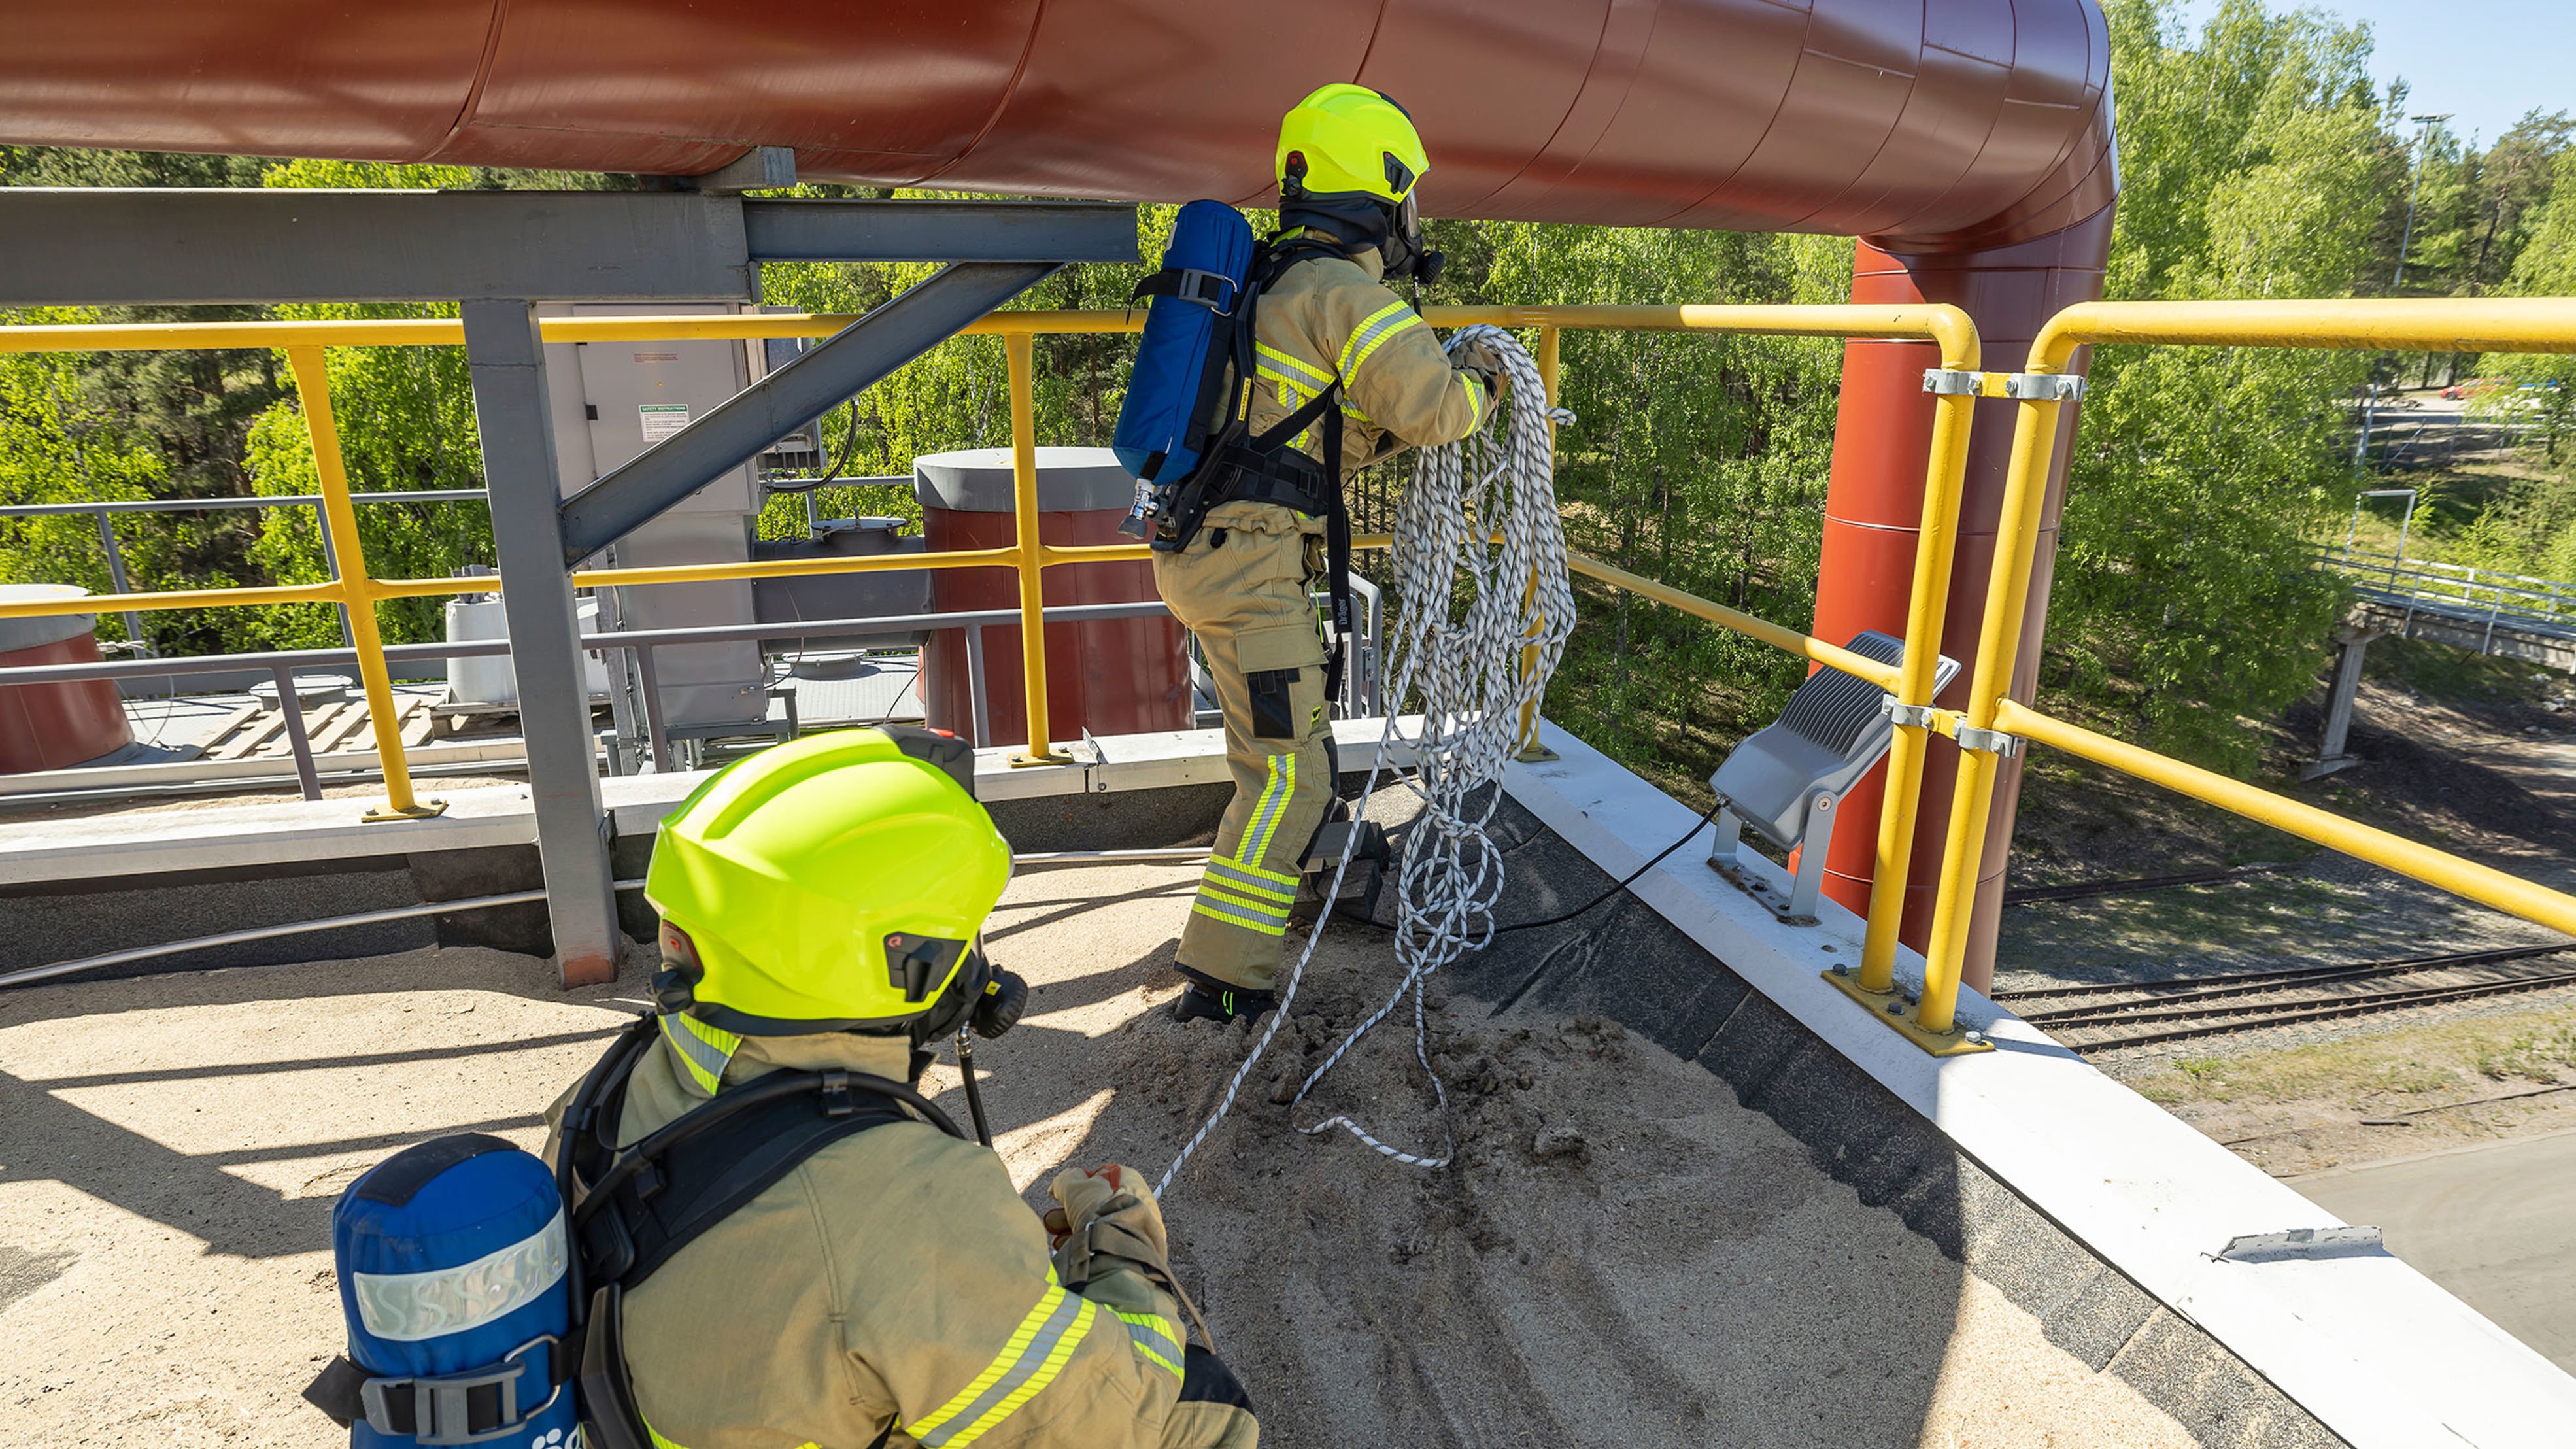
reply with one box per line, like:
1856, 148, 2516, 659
2320, 547, 2576, 645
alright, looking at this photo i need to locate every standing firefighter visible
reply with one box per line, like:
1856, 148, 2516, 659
561, 728, 1254, 1449
1143, 84, 1508, 1025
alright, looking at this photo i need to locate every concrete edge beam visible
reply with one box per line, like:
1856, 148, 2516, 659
1500, 721, 2576, 1449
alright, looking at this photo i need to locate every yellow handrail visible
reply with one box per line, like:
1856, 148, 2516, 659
1913, 298, 2576, 1039
1995, 699, 2576, 937
0, 301, 1983, 975
284, 346, 439, 820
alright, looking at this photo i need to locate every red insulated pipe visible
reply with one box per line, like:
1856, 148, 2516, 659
0, 0, 2118, 980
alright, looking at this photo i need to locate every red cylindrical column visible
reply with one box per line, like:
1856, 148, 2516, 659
1812, 207, 2113, 993
914, 447, 1191, 749
0, 588, 135, 775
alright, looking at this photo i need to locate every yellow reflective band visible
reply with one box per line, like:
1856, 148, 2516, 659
905, 1273, 1098, 1447
1115, 1310, 1185, 1382
1198, 881, 1291, 924
1191, 897, 1293, 936
1461, 370, 1486, 424
658, 1012, 742, 1096
1340, 301, 1422, 382
1213, 853, 1298, 889
1238, 752, 1298, 868
1205, 859, 1296, 904
1255, 341, 1332, 392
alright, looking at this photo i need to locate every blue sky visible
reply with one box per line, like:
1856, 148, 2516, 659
2172, 0, 2573, 145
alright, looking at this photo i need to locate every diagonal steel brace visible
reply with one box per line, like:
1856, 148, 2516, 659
556, 260, 1062, 563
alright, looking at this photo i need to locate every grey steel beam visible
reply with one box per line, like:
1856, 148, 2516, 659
0, 190, 1138, 305
0, 189, 755, 306
557, 260, 1062, 563
739, 200, 1139, 264
461, 299, 624, 988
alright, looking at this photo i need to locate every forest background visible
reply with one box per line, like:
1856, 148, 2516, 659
5, 0, 2575, 796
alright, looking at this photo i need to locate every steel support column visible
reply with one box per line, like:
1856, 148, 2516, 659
462, 299, 622, 987
556, 260, 1066, 562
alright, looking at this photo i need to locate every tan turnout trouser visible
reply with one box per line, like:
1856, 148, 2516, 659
1153, 500, 1336, 993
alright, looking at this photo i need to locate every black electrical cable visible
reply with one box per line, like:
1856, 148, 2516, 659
765, 400, 864, 494
1337, 799, 1724, 937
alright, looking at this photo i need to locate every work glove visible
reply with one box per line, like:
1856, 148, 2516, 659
1044, 1163, 1172, 1288
1451, 333, 1513, 396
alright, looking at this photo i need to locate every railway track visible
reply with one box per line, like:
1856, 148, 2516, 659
1993, 943, 2576, 1052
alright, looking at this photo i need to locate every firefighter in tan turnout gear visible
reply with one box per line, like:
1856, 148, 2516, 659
551, 727, 1256, 1449
1154, 84, 1506, 1024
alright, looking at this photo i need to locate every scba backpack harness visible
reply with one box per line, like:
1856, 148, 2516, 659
306, 1014, 963, 1448
1113, 199, 1368, 702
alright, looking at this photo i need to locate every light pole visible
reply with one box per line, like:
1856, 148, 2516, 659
2360, 114, 2454, 470
2393, 113, 2452, 290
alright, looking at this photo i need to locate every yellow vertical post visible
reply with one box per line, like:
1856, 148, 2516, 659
1514, 324, 1563, 759
286, 346, 441, 819
1004, 332, 1066, 765
1917, 384, 2067, 1032
1857, 384, 1978, 993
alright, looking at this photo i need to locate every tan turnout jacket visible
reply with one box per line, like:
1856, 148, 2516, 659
551, 1025, 1249, 1449
1240, 239, 1491, 475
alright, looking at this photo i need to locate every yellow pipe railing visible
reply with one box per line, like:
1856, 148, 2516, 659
283, 346, 439, 820
0, 303, 1985, 980
1913, 298, 2576, 1038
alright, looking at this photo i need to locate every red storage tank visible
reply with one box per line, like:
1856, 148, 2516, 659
0, 585, 134, 774
915, 448, 1190, 748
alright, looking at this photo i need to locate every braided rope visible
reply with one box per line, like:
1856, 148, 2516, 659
1157, 326, 1572, 1191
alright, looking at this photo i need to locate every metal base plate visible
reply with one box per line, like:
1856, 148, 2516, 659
1708, 853, 1816, 925
1821, 966, 1993, 1057
362, 799, 451, 823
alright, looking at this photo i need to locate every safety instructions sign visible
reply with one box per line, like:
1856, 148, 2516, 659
639, 403, 690, 442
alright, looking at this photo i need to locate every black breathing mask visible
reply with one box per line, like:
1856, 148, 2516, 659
910, 944, 1028, 1049
1380, 193, 1445, 286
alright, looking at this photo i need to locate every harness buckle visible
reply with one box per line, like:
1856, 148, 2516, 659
358, 1336, 562, 1446
1174, 268, 1236, 316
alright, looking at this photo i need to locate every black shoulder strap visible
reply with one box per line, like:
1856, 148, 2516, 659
576, 1070, 916, 1293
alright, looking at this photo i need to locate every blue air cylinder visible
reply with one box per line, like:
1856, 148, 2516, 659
331, 1134, 581, 1448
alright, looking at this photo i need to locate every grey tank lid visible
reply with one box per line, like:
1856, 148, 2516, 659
913, 446, 1138, 514
0, 585, 98, 655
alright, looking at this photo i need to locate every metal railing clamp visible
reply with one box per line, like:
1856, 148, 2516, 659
1920, 367, 1983, 396
2002, 371, 2087, 402
1951, 723, 2023, 757
1880, 696, 1940, 730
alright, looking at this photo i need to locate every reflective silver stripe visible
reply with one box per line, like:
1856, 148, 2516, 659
351, 1205, 568, 1343
1191, 896, 1290, 936
1255, 342, 1332, 391
1116, 1311, 1184, 1380
1340, 301, 1422, 381
911, 1288, 1094, 1446
1196, 880, 1291, 924
1238, 753, 1297, 866
660, 1012, 740, 1095
1205, 859, 1296, 904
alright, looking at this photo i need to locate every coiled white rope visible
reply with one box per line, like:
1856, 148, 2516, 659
1157, 326, 1573, 1191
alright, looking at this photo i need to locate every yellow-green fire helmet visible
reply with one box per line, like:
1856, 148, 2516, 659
1276, 83, 1429, 206
643, 726, 1011, 1035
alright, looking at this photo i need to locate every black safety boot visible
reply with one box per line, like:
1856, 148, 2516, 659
1170, 980, 1274, 1026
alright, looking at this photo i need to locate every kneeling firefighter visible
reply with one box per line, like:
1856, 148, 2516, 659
1123, 84, 1509, 1025
303, 727, 1255, 1449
